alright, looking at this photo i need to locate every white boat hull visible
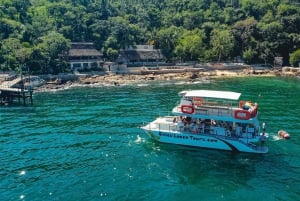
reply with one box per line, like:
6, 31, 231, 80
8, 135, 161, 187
142, 125, 268, 154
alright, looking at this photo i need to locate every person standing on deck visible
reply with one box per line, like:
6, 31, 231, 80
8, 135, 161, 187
260, 133, 266, 145
201, 121, 205, 133
262, 122, 266, 134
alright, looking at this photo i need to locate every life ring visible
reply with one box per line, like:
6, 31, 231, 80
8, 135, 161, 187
193, 97, 204, 106
234, 109, 251, 120
181, 105, 194, 114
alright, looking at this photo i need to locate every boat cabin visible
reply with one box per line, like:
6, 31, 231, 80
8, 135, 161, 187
142, 89, 268, 153
177, 90, 258, 120
173, 90, 260, 138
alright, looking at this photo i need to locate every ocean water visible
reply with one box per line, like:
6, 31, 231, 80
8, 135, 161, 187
1, 76, 300, 201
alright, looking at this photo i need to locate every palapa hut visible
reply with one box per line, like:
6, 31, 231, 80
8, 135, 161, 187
116, 45, 166, 67
68, 42, 103, 71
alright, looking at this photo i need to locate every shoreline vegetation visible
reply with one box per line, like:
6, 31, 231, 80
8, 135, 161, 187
34, 66, 300, 92
1, 1, 299, 74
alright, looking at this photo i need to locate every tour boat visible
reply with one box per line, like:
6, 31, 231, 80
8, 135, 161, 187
141, 90, 269, 154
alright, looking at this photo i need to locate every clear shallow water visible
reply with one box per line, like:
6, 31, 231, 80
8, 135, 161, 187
1, 77, 300, 201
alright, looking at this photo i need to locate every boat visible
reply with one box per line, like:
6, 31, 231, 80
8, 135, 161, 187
12, 76, 45, 89
141, 90, 269, 154
23, 76, 45, 89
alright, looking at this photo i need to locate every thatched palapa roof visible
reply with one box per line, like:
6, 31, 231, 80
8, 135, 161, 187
68, 42, 103, 57
68, 49, 102, 57
118, 49, 165, 61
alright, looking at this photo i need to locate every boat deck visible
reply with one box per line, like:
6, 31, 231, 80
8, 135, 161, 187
143, 117, 268, 154
142, 90, 267, 154
173, 103, 257, 121
194, 104, 234, 116
147, 116, 257, 139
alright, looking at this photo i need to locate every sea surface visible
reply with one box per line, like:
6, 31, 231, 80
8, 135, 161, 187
1, 76, 300, 201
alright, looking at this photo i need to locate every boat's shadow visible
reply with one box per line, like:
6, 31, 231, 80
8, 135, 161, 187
142, 139, 288, 187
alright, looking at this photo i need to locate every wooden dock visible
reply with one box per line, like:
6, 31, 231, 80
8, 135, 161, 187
0, 77, 34, 106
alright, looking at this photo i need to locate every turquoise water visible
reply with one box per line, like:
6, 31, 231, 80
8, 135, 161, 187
1, 77, 300, 201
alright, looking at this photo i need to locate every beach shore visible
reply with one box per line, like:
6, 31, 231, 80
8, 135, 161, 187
2, 66, 298, 93
36, 68, 282, 92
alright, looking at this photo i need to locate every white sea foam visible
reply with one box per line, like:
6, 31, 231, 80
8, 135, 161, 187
19, 170, 26, 175
272, 135, 283, 141
134, 135, 144, 143
136, 83, 150, 87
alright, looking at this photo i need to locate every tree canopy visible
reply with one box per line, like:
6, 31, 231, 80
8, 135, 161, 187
0, 0, 299, 73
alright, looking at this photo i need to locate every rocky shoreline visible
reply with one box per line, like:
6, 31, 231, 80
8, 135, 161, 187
34, 66, 300, 92
1, 66, 298, 93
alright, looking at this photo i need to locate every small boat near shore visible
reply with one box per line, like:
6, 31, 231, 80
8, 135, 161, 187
141, 90, 269, 154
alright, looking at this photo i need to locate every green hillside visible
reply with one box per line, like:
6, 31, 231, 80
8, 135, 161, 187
0, 0, 299, 73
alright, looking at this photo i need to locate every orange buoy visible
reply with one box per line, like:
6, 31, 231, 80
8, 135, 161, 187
278, 130, 290, 139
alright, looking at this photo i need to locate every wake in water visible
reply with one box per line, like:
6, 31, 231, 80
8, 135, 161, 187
272, 135, 284, 141
135, 135, 142, 143
271, 130, 291, 141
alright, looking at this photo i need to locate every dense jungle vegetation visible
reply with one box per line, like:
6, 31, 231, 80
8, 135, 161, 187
0, 0, 299, 74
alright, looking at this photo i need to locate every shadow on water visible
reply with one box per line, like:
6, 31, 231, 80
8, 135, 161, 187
140, 135, 300, 200
150, 141, 259, 176
143, 138, 296, 181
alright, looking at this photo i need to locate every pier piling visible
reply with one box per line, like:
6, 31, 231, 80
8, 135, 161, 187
0, 77, 34, 106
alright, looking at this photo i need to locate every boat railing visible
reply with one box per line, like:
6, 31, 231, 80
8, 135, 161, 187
155, 122, 259, 140
155, 121, 230, 137
145, 121, 268, 153
195, 104, 234, 116
175, 103, 258, 119
158, 124, 243, 142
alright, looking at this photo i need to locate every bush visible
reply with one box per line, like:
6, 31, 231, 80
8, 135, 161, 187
290, 49, 300, 67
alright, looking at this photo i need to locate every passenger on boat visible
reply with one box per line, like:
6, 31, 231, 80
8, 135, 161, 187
173, 117, 177, 123
178, 121, 184, 131
181, 117, 186, 124
242, 102, 252, 110
181, 117, 190, 131
235, 126, 242, 136
262, 122, 266, 133
184, 123, 190, 131
200, 122, 205, 133
191, 122, 198, 133
185, 116, 192, 123
260, 133, 266, 145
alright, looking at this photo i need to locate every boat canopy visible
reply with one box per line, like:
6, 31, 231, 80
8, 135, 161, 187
181, 90, 241, 100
